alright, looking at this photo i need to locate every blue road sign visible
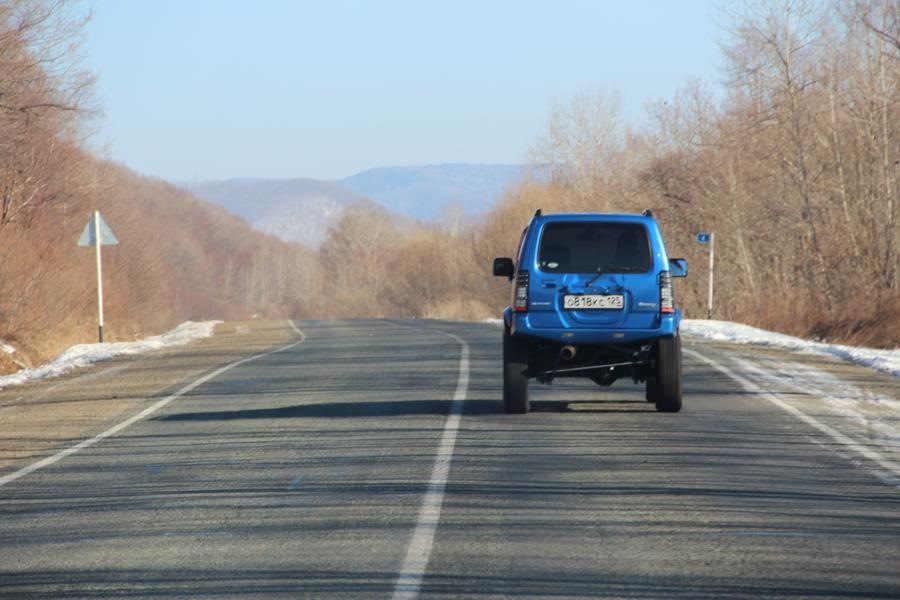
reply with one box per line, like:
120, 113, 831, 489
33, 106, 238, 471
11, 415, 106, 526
696, 233, 711, 243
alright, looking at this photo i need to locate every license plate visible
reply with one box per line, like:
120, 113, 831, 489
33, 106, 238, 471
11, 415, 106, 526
564, 294, 624, 310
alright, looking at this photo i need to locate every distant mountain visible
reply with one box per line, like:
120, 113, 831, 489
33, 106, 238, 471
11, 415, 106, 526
180, 164, 535, 248
181, 178, 364, 247
336, 163, 530, 221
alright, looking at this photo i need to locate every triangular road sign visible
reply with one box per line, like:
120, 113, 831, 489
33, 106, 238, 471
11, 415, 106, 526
78, 212, 119, 246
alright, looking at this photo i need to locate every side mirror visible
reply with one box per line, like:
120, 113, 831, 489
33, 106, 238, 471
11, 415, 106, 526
493, 257, 514, 279
669, 258, 688, 277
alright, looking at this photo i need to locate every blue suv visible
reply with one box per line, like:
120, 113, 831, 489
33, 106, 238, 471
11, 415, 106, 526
493, 210, 688, 414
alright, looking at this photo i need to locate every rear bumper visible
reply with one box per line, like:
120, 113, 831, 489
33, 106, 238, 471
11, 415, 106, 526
504, 307, 680, 345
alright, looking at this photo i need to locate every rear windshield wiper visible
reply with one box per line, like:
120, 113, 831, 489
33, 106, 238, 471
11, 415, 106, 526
586, 266, 603, 287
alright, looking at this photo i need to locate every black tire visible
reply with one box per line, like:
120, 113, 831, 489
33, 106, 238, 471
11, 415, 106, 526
503, 328, 530, 414
654, 334, 682, 413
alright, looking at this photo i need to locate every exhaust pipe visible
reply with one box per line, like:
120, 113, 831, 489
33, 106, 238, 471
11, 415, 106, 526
560, 345, 577, 360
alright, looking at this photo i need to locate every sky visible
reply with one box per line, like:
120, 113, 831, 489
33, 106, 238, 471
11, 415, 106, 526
79, 0, 722, 182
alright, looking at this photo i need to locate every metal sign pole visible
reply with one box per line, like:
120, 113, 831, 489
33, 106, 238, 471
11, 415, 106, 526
78, 211, 117, 344
94, 210, 105, 342
707, 232, 715, 319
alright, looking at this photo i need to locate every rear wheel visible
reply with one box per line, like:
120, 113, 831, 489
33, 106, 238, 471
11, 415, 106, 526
503, 328, 529, 414
653, 335, 682, 413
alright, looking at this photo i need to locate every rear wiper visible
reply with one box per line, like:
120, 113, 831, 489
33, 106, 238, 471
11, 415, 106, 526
586, 266, 604, 287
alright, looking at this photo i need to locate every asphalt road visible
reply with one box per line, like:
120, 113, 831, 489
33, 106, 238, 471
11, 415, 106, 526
0, 319, 898, 598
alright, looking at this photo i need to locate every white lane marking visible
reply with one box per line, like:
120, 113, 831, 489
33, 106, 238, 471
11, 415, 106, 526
392, 333, 470, 600
686, 348, 900, 485
0, 320, 306, 489
747, 357, 900, 456
287, 320, 304, 337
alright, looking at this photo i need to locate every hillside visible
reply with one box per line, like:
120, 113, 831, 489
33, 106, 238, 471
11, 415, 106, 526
0, 158, 324, 369
179, 164, 533, 247
181, 178, 365, 247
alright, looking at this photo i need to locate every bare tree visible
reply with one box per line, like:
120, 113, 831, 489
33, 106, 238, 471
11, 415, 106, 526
0, 0, 95, 228
719, 0, 837, 305
530, 88, 627, 203
857, 0, 900, 52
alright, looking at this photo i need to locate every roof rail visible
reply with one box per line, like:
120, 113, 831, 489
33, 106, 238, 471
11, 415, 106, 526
642, 209, 654, 218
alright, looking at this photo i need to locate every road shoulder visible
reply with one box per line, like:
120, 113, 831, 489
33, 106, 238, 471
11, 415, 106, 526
0, 320, 297, 471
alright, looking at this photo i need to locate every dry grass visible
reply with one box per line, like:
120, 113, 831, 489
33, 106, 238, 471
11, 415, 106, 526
0, 352, 22, 376
422, 297, 494, 322
745, 290, 900, 349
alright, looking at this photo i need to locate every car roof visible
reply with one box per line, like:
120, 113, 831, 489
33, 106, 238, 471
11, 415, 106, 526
533, 212, 655, 224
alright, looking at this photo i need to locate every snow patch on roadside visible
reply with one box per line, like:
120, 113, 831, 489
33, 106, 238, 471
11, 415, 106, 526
729, 354, 900, 486
0, 321, 221, 390
682, 319, 899, 379
1, 342, 14, 355
753, 356, 900, 442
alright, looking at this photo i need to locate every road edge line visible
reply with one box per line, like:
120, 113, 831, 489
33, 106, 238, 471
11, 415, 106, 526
685, 348, 900, 482
392, 333, 470, 600
0, 320, 306, 489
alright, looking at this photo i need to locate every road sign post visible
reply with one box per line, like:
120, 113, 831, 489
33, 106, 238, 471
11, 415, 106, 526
78, 211, 118, 342
696, 232, 714, 319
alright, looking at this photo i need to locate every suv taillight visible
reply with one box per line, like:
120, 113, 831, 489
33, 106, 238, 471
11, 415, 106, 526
659, 271, 674, 314
513, 270, 529, 312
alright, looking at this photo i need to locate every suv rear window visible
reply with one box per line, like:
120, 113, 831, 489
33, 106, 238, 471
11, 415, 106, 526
538, 222, 651, 273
